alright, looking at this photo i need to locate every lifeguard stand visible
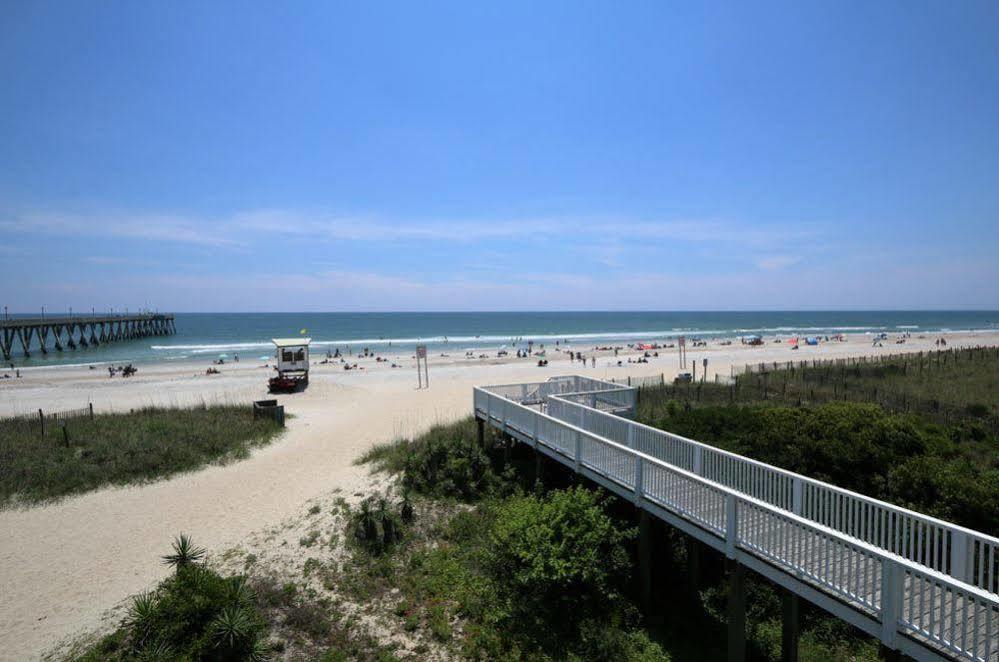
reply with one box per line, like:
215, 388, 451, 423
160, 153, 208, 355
269, 338, 311, 391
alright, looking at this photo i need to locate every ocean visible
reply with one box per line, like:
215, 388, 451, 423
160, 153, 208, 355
7, 311, 999, 368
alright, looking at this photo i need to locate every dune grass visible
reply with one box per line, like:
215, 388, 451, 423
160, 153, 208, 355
639, 345, 999, 427
0, 405, 283, 506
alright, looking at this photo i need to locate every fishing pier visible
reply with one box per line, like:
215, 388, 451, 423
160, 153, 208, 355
1, 313, 176, 361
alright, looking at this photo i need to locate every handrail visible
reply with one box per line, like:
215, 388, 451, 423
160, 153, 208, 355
530, 384, 999, 593
476, 379, 999, 661
553, 392, 999, 547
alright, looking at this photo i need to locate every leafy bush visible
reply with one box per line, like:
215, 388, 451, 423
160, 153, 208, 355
360, 418, 513, 501
483, 486, 653, 658
402, 434, 500, 500
79, 536, 268, 660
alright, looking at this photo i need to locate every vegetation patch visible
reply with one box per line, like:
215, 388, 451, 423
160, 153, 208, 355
354, 420, 667, 661
638, 346, 999, 427
638, 400, 998, 532
70, 532, 400, 662
357, 417, 894, 661
76, 535, 269, 661
0, 405, 283, 506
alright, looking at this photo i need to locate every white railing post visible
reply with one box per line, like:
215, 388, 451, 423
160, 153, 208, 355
501, 398, 508, 434
725, 494, 738, 558
792, 478, 803, 515
880, 559, 902, 647
693, 446, 703, 476
486, 394, 493, 424
634, 457, 643, 504
532, 411, 539, 449
626, 424, 635, 449
950, 531, 969, 583
574, 431, 582, 472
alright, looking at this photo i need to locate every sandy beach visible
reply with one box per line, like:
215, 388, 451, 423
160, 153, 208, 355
2, 330, 997, 660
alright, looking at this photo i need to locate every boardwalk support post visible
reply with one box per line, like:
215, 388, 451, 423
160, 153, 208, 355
687, 536, 702, 591
782, 590, 800, 662
727, 560, 746, 662
476, 417, 484, 447
639, 510, 653, 617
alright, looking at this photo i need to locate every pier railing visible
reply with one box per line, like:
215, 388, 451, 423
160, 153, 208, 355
474, 376, 999, 661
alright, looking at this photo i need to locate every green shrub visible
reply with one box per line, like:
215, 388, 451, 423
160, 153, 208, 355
359, 418, 510, 501
401, 432, 501, 501
484, 486, 645, 657
79, 536, 268, 660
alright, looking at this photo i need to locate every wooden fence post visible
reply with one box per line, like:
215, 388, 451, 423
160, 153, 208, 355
89, 402, 94, 420
38, 408, 44, 438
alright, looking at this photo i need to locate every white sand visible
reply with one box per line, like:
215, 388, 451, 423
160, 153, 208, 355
1, 330, 996, 660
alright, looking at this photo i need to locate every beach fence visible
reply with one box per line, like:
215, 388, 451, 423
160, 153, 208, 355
0, 403, 95, 440
732, 345, 999, 378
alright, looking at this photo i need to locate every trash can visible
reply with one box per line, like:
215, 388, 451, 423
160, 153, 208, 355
253, 399, 285, 427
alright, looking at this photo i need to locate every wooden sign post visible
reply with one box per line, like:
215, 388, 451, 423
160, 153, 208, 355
416, 344, 429, 389
678, 336, 687, 370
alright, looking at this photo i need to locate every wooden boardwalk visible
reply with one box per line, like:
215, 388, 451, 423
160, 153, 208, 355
475, 377, 999, 661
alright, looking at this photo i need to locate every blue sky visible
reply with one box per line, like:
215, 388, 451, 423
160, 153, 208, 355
2, 1, 998, 312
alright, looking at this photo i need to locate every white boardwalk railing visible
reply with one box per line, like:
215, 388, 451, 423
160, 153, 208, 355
474, 376, 999, 662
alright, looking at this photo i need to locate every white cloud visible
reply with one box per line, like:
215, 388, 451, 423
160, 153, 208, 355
2, 206, 820, 254
754, 255, 802, 271
0, 210, 240, 247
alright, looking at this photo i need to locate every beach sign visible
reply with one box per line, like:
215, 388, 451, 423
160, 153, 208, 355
416, 345, 429, 388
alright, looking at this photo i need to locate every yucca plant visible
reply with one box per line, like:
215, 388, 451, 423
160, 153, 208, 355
209, 605, 255, 650
377, 497, 397, 548
355, 500, 378, 544
135, 640, 175, 662
127, 591, 157, 647
400, 489, 415, 524
246, 636, 271, 661
225, 575, 255, 606
161, 533, 206, 574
